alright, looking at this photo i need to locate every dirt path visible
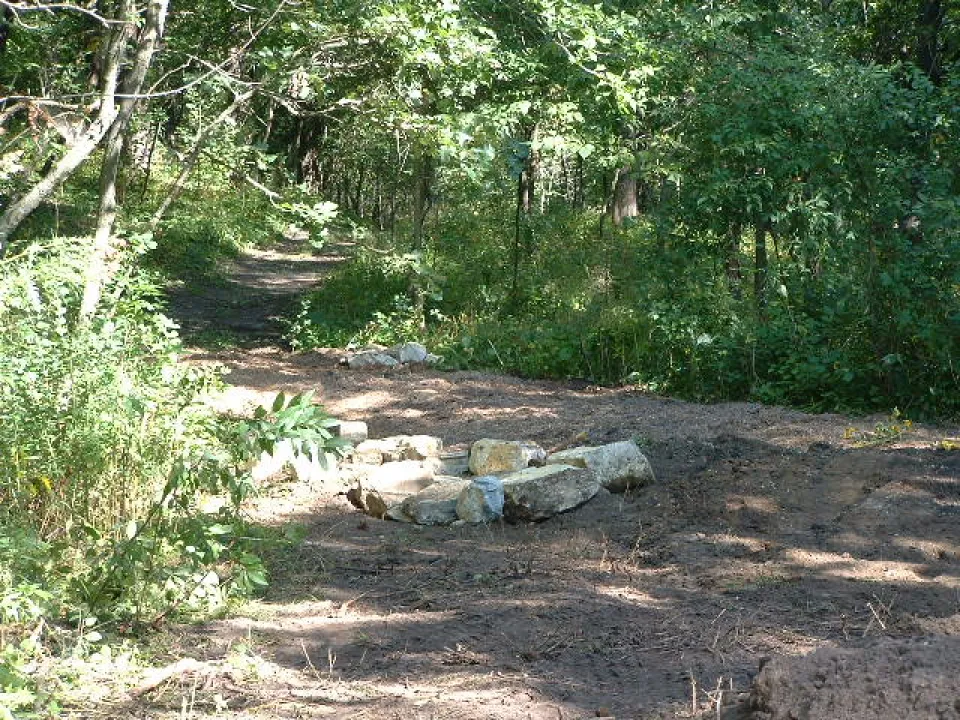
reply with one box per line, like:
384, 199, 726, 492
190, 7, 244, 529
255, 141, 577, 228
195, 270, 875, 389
164, 241, 344, 344
146, 245, 960, 720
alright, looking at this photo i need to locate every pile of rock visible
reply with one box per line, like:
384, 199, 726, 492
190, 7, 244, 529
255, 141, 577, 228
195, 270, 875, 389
346, 433, 654, 526
340, 342, 442, 369
252, 420, 655, 526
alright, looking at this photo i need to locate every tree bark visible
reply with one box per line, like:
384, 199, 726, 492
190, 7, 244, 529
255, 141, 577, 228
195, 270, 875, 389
917, 0, 945, 83
610, 164, 639, 226
0, 6, 12, 53
0, 0, 132, 256
80, 0, 169, 320
411, 151, 434, 331
727, 222, 743, 300
755, 221, 769, 318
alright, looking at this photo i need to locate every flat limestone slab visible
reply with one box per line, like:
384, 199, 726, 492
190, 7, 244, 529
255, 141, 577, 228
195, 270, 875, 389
401, 478, 472, 525
501, 464, 600, 523
361, 459, 440, 494
547, 441, 654, 493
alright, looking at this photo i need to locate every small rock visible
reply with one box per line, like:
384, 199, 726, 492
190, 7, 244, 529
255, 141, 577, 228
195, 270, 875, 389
469, 439, 547, 475
347, 487, 408, 519
501, 464, 600, 523
438, 449, 470, 476
547, 441, 655, 493
395, 342, 429, 364
401, 478, 472, 525
385, 504, 416, 523
353, 439, 388, 465
364, 491, 390, 519
334, 420, 369, 444
457, 475, 505, 523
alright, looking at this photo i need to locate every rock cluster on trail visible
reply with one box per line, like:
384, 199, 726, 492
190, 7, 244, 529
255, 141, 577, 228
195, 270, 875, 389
338, 434, 654, 527
341, 342, 442, 370
252, 422, 655, 527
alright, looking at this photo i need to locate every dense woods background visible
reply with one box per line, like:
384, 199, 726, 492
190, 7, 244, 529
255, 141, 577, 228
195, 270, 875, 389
0, 0, 958, 713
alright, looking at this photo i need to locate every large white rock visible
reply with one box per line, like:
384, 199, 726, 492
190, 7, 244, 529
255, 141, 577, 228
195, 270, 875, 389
456, 476, 505, 524
469, 439, 547, 475
334, 420, 369, 444
401, 478, 472, 525
251, 439, 339, 486
501, 464, 600, 523
546, 441, 655, 493
360, 459, 440, 494
395, 342, 429, 364
391, 435, 443, 461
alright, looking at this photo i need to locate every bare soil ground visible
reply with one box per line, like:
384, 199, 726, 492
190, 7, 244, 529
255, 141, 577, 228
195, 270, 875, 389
128, 245, 960, 720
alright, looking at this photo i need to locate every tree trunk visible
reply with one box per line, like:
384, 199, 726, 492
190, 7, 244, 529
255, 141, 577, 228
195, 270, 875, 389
512, 171, 524, 304
411, 151, 433, 331
0, 0, 133, 256
80, 0, 170, 320
727, 222, 743, 300
0, 6, 13, 54
754, 221, 769, 318
610, 164, 639, 226
917, 0, 945, 83
518, 128, 537, 215
412, 152, 433, 247
354, 164, 365, 219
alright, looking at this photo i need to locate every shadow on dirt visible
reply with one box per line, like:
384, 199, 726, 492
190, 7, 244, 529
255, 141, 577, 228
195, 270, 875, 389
173, 425, 960, 719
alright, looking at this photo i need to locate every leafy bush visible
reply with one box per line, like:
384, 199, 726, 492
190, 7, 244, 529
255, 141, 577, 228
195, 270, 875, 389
0, 238, 346, 625
286, 246, 426, 348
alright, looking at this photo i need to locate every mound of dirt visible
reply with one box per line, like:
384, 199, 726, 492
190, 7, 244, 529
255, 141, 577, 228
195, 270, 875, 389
751, 635, 960, 719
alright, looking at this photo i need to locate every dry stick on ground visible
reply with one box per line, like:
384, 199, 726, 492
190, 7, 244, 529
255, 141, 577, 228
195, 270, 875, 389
689, 670, 698, 715
299, 639, 323, 681
131, 657, 209, 698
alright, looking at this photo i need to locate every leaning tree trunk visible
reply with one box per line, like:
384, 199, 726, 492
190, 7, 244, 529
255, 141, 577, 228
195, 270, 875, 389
80, 0, 170, 320
150, 90, 253, 231
0, 2, 132, 257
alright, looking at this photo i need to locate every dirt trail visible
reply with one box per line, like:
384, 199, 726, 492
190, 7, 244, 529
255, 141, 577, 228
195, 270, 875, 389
164, 240, 343, 343
147, 244, 960, 720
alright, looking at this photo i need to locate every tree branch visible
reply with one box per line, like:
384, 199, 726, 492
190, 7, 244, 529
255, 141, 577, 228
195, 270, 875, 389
0, 0, 124, 27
